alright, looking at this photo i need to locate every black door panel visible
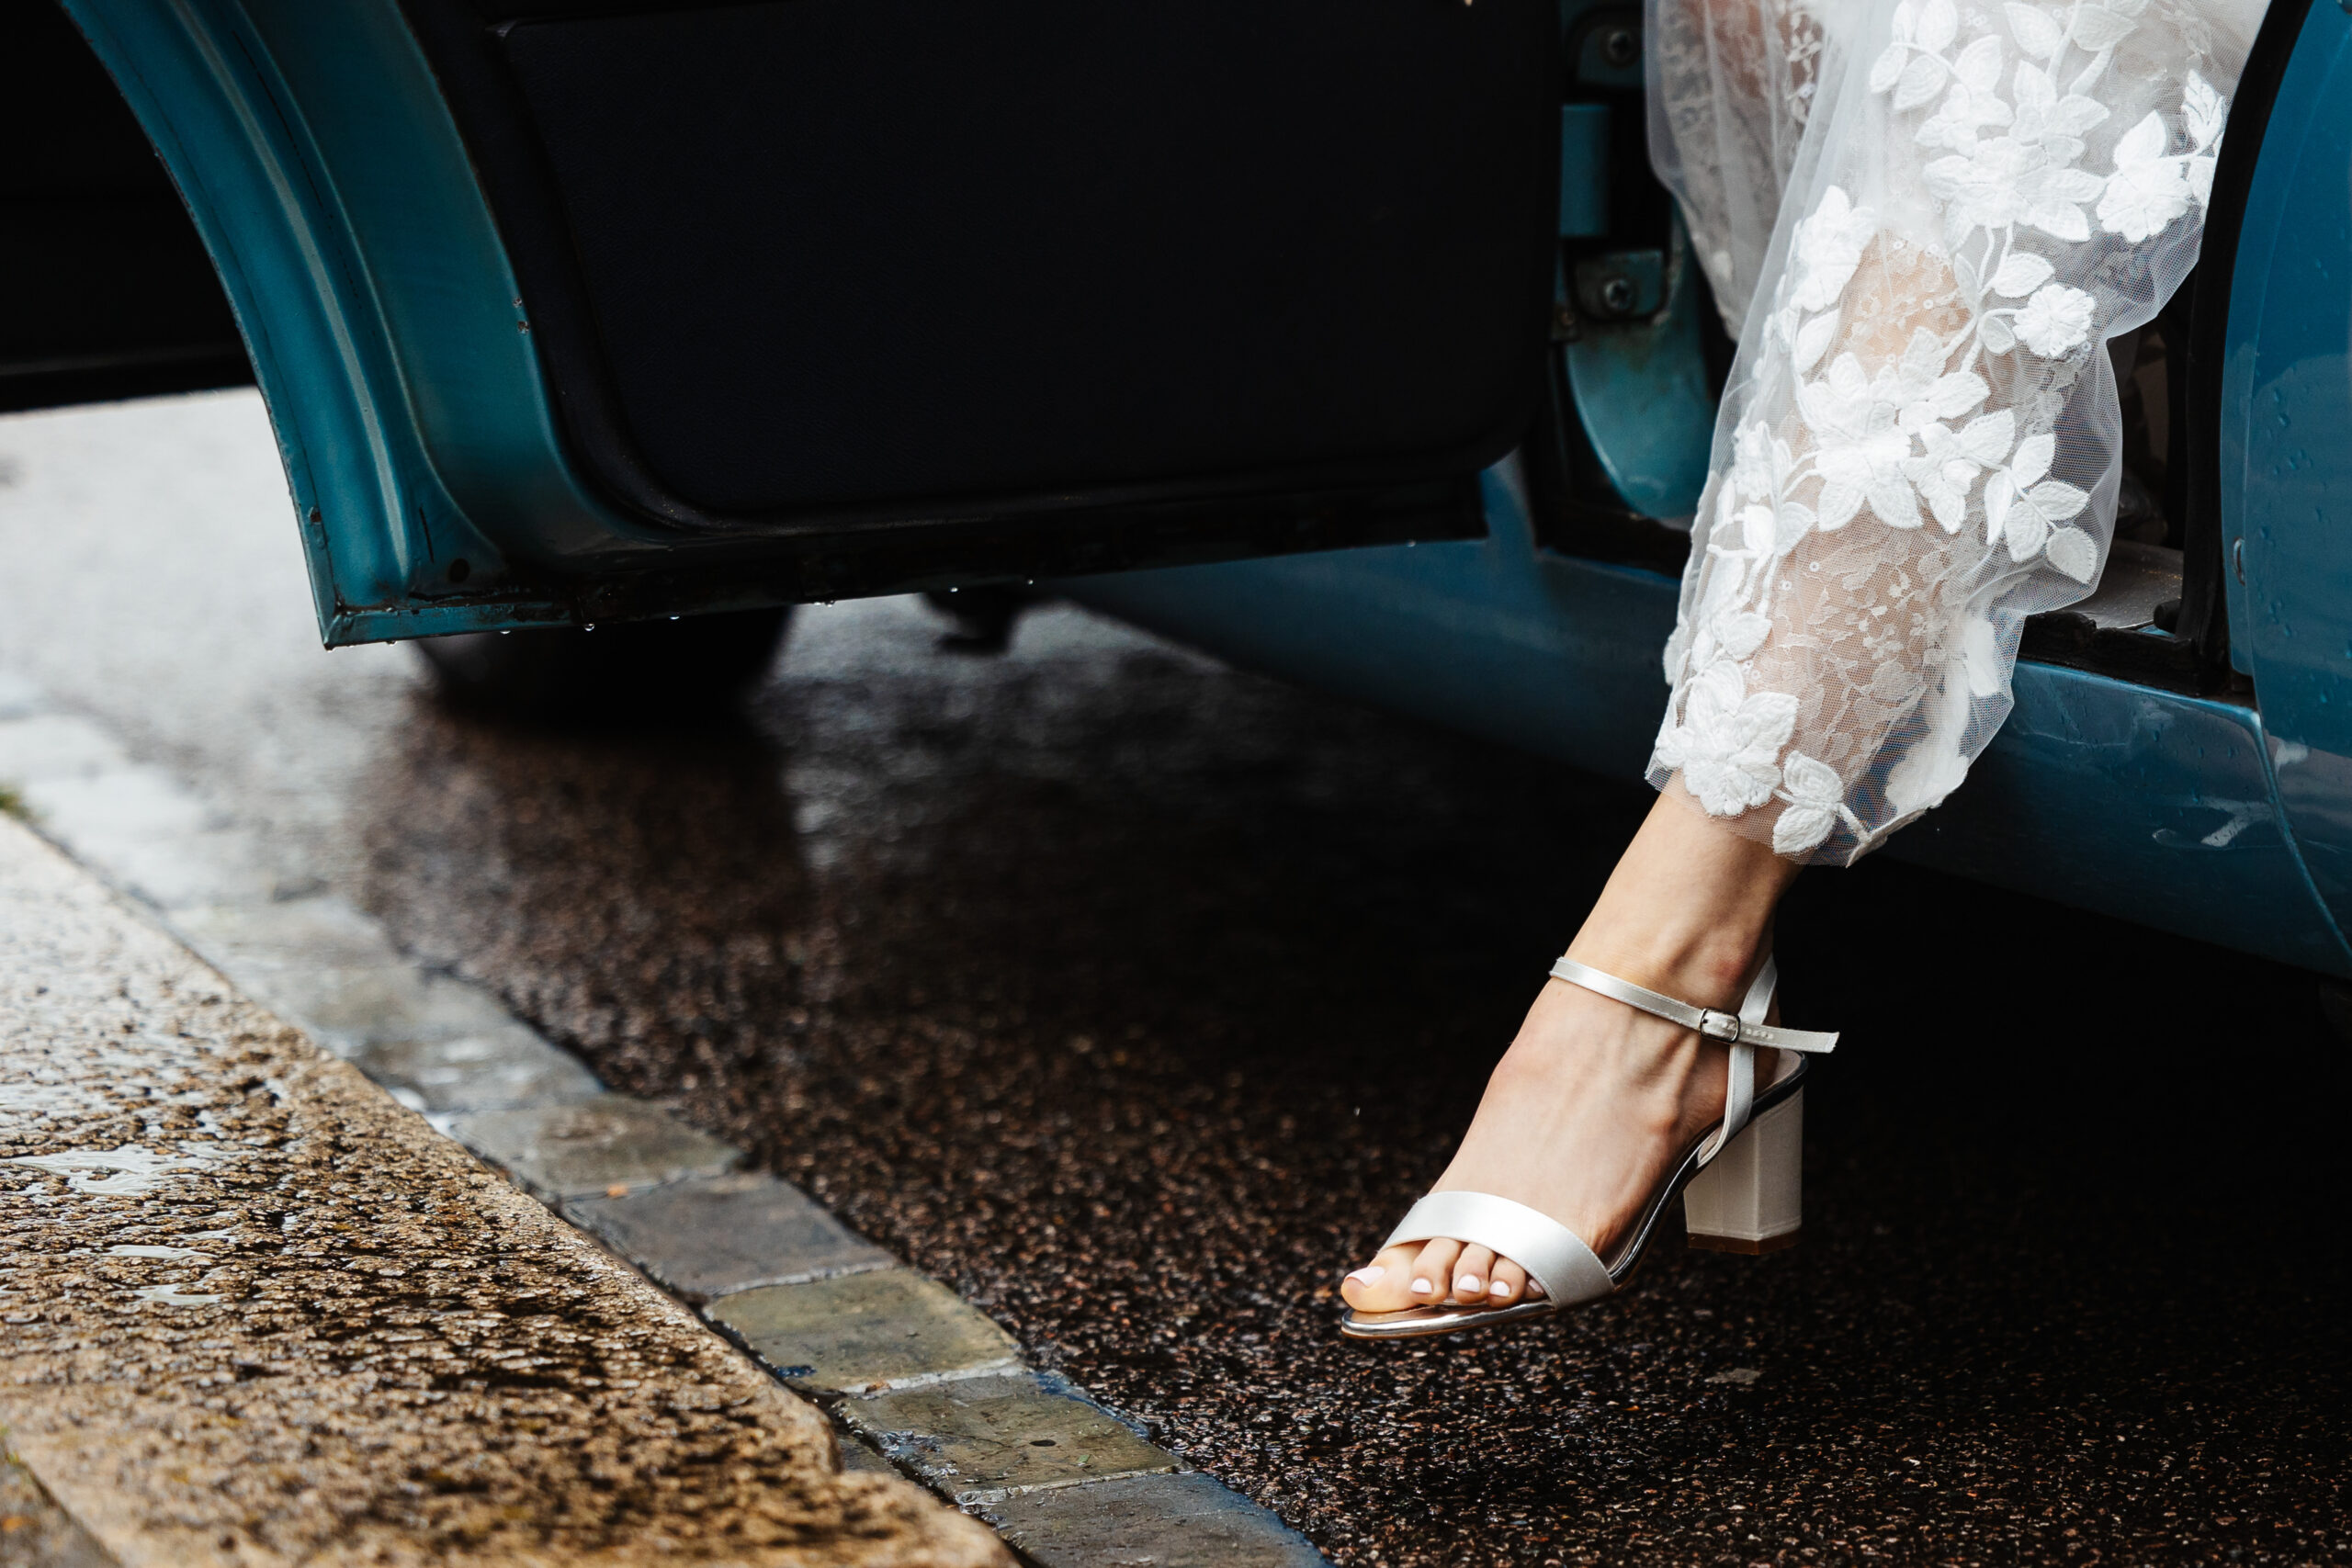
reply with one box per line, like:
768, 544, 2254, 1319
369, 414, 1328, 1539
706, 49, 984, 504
403, 0, 1557, 532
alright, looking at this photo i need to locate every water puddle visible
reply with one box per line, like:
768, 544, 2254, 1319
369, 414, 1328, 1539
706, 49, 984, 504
0, 1080, 103, 1116
131, 1283, 222, 1307
6, 1143, 222, 1195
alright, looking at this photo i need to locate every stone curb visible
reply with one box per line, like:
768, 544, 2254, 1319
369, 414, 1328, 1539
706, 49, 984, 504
0, 1447, 115, 1568
0, 677, 1328, 1568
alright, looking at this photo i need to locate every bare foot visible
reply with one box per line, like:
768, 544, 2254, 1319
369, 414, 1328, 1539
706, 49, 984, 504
1340, 791, 1801, 1315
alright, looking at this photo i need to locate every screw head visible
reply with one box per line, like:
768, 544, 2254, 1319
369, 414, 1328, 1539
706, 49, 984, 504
1602, 27, 1639, 66
1599, 276, 1638, 315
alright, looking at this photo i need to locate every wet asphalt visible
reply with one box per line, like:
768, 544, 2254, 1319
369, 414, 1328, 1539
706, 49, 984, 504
4, 393, 2348, 1566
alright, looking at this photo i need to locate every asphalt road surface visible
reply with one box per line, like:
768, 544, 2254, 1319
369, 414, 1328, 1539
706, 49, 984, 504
4, 391, 2346, 1566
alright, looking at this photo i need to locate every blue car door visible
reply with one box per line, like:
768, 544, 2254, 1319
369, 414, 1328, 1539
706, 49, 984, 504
47, 0, 1565, 644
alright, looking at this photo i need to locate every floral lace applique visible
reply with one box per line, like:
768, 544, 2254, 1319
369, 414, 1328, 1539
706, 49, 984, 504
1647, 0, 2254, 861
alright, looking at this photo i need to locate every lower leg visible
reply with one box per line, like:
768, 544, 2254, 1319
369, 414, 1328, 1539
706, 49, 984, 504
1340, 789, 1802, 1312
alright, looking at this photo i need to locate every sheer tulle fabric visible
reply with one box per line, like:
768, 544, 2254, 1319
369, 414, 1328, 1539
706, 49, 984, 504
1643, 0, 2267, 862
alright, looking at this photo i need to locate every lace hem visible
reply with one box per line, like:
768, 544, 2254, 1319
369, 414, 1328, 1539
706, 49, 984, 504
1645, 0, 2265, 863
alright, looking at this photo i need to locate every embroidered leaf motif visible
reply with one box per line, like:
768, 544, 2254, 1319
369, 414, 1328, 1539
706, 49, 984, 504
1953, 34, 2006, 92
2005, 1, 2065, 59
1990, 252, 2054, 296
2069, 4, 2139, 51
2011, 433, 2056, 487
2046, 525, 2100, 581
2182, 71, 2226, 149
1792, 309, 1842, 374
2098, 110, 2191, 240
1962, 618, 2007, 697
1716, 611, 1773, 660
2026, 479, 2089, 521
1775, 502, 1817, 552
1790, 187, 1877, 310
1666, 663, 1801, 818
1870, 42, 1912, 95
1957, 409, 2018, 464
1894, 52, 1949, 112
1917, 0, 1961, 51
1772, 753, 1849, 855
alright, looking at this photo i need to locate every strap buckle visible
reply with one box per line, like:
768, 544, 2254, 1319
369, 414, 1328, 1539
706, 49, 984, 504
1696, 1009, 1746, 1043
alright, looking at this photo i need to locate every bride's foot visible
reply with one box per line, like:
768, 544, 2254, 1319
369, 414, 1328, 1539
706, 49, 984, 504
1340, 792, 1801, 1314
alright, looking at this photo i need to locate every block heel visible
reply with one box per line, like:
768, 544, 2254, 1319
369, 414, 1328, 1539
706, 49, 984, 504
1683, 1087, 1804, 1254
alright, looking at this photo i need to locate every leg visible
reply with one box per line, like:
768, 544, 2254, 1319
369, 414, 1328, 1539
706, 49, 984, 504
1340, 787, 1799, 1313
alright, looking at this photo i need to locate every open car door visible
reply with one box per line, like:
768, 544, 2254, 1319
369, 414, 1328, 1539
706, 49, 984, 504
49, 0, 1566, 643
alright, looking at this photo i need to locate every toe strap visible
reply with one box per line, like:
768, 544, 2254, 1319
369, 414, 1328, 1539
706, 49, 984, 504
1381, 1191, 1614, 1307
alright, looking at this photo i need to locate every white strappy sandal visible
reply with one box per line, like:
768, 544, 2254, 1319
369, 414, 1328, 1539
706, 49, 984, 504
1340, 953, 1838, 1339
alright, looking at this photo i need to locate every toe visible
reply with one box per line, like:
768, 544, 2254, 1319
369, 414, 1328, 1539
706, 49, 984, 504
1487, 1258, 1529, 1303
1452, 1245, 1496, 1304
1406, 1238, 1462, 1305
1340, 1244, 1426, 1312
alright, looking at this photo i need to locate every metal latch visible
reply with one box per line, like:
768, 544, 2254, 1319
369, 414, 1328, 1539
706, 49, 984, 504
1573, 250, 1667, 321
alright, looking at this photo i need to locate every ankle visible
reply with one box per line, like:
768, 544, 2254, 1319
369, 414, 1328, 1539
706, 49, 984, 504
1565, 922, 1767, 1010
1559, 793, 1798, 1009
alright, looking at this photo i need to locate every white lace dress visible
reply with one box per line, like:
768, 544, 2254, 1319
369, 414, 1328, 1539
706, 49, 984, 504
1643, 0, 2270, 862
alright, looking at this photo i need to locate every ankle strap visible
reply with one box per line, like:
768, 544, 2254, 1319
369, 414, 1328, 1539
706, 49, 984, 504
1547, 957, 1839, 1055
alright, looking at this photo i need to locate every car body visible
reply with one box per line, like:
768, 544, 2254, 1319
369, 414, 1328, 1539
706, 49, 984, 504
23, 0, 2352, 973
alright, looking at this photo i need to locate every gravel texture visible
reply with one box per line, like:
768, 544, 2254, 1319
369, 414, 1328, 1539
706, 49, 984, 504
356, 606, 2352, 1568
0, 816, 1004, 1568
5, 392, 2347, 1566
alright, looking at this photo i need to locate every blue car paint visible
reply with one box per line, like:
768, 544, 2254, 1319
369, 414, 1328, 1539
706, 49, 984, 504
55, 0, 2352, 974
1558, 106, 1611, 240
1565, 218, 1720, 520
62, 0, 674, 645
2218, 0, 2352, 944
1065, 464, 2352, 977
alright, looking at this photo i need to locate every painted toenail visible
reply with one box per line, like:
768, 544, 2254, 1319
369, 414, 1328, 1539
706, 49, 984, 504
1492, 1282, 1516, 1298
1346, 1267, 1384, 1286
1410, 1278, 1434, 1296
1455, 1274, 1482, 1295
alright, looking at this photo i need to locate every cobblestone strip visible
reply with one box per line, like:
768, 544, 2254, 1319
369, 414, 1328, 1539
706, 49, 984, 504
0, 675, 1326, 1568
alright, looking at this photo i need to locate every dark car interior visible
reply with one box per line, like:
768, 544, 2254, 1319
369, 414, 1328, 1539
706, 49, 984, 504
0, 3, 250, 414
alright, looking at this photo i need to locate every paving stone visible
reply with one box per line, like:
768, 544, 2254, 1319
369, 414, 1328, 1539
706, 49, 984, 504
978, 1472, 1328, 1567
0, 749, 277, 912
566, 1170, 893, 1301
444, 1094, 741, 1201
353, 1026, 603, 1114
0, 671, 45, 723
205, 964, 495, 1055
0, 714, 123, 782
70, 830, 277, 912
0, 1447, 116, 1568
837, 1439, 903, 1478
171, 897, 409, 972
709, 1269, 1022, 1394
24, 768, 212, 842
839, 1374, 1178, 1506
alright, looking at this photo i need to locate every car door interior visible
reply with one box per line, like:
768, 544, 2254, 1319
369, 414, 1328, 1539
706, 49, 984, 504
407, 0, 1559, 525
395, 0, 1561, 570
0, 2, 249, 412
43, 0, 1557, 639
